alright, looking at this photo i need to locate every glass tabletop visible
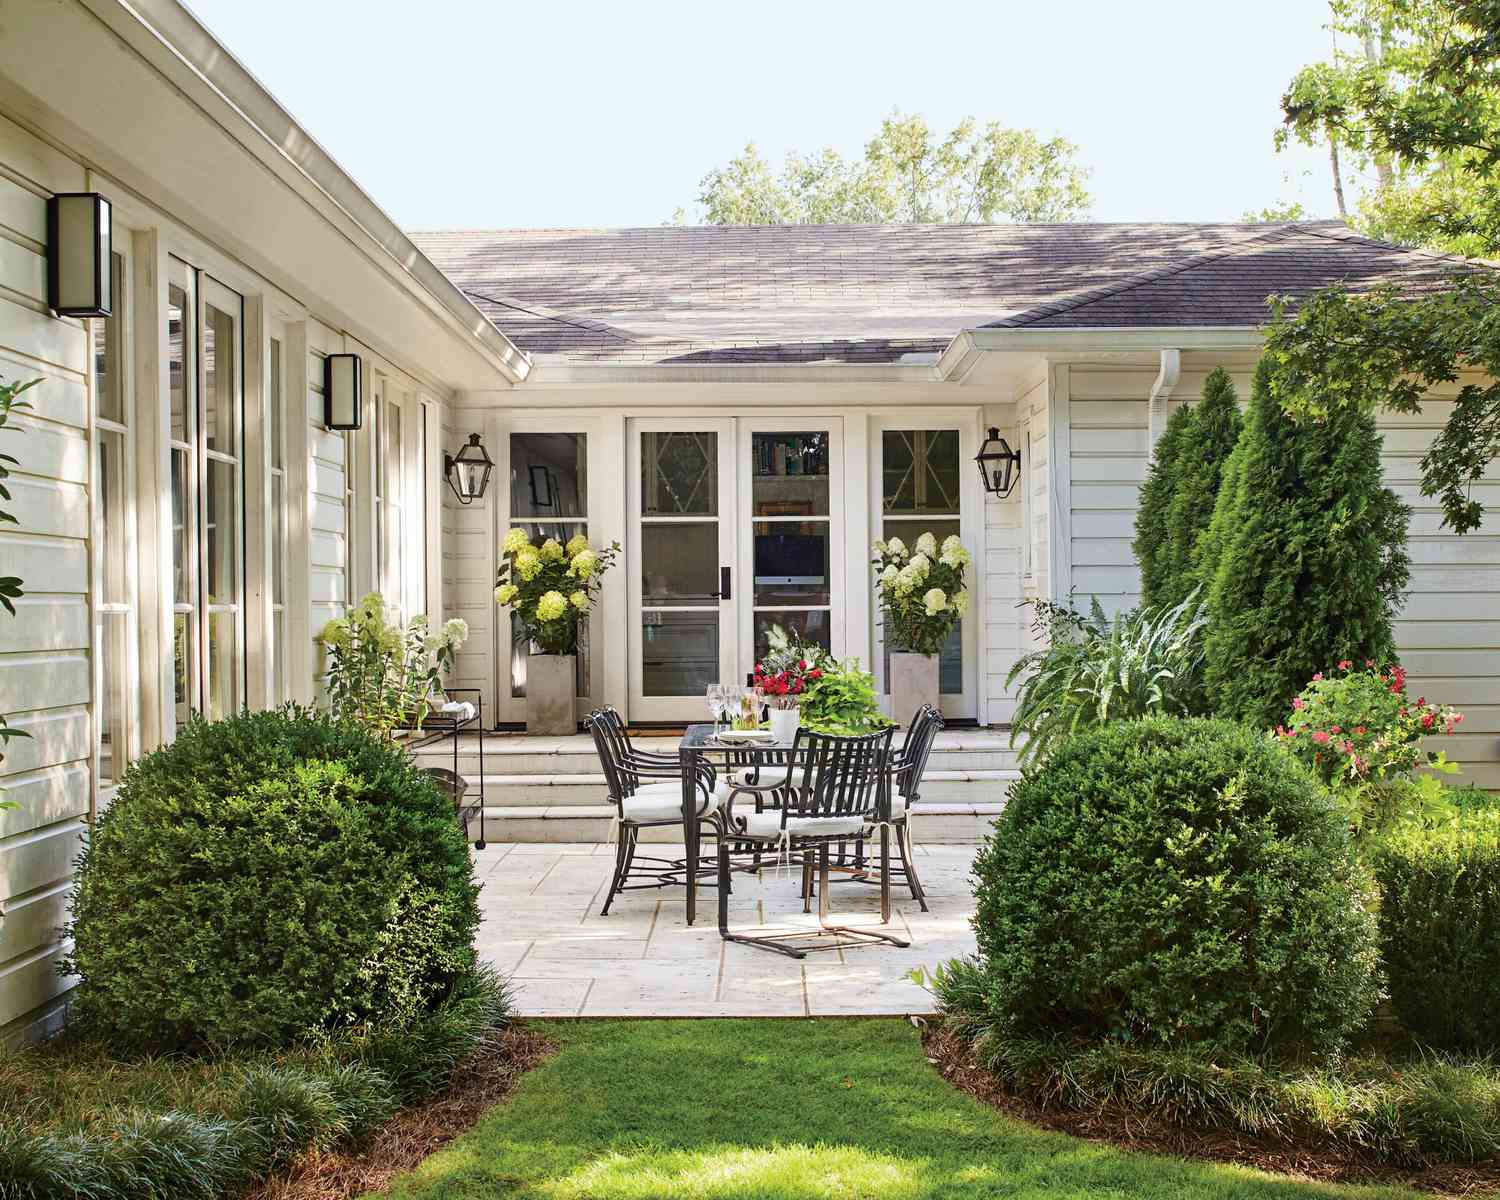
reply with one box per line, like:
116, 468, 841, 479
679, 722, 793, 753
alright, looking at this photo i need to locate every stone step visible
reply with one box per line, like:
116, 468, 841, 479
464, 802, 1004, 846
452, 768, 1018, 810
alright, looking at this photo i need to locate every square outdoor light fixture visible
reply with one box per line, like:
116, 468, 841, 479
323, 353, 362, 430
445, 433, 493, 505
975, 426, 1022, 498
47, 192, 112, 317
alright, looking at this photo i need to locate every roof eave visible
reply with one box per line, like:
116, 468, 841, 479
88, 0, 531, 384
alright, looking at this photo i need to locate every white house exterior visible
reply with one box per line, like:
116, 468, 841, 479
0, 0, 1495, 1041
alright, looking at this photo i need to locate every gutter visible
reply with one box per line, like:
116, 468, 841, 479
1147, 348, 1182, 448
95, 0, 531, 384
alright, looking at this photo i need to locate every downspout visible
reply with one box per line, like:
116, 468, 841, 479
1147, 349, 1182, 450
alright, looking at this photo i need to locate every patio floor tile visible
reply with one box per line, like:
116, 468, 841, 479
473, 842, 980, 1017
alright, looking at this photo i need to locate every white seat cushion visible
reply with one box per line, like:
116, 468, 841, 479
736, 809, 867, 840
734, 765, 792, 788
622, 781, 726, 823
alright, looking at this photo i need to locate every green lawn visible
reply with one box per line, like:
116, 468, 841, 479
372, 1019, 1422, 1200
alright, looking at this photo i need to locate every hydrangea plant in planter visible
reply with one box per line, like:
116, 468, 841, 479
495, 529, 619, 734
872, 532, 970, 725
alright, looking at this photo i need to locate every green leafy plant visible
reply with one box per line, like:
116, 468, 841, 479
1372, 809, 1500, 1052
63, 708, 481, 1051
1200, 357, 1410, 729
494, 528, 618, 656
1005, 590, 1207, 767
798, 658, 893, 735
871, 531, 971, 655
973, 716, 1381, 1058
0, 374, 40, 795
1277, 661, 1463, 843
316, 594, 467, 739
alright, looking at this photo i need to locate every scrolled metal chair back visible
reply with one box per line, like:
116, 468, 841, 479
896, 705, 944, 804
585, 707, 637, 803
784, 726, 894, 821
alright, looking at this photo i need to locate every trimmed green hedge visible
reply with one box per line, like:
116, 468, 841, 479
972, 717, 1380, 1057
1372, 810, 1500, 1051
64, 708, 481, 1050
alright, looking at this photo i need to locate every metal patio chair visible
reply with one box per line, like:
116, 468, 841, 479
585, 708, 729, 916
717, 725, 906, 958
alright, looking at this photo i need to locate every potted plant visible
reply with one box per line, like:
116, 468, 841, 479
872, 532, 970, 725
752, 658, 820, 743
495, 529, 619, 734
316, 593, 468, 741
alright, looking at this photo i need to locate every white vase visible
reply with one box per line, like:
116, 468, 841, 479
769, 706, 800, 744
526, 653, 576, 735
890, 652, 939, 728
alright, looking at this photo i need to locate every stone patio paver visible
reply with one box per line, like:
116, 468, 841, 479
474, 841, 981, 1017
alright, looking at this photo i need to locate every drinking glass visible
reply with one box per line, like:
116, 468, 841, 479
706, 683, 724, 733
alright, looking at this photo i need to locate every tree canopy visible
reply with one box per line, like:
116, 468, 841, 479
683, 112, 1091, 226
1279, 0, 1500, 256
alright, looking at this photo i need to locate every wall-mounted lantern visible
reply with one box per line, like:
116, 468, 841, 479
47, 192, 112, 317
445, 433, 493, 505
975, 426, 1022, 498
323, 353, 362, 430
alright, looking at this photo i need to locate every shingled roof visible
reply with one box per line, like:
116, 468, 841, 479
407, 221, 1478, 366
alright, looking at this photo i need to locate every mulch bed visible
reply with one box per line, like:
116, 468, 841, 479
249, 1025, 552, 1200
921, 1021, 1500, 1198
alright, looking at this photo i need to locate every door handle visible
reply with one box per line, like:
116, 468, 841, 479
715, 566, 732, 600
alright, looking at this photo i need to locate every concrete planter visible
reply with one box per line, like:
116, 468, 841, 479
768, 705, 801, 744
526, 653, 576, 735
890, 652, 939, 728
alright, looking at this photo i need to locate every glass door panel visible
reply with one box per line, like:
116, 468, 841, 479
629, 419, 736, 721
739, 422, 842, 675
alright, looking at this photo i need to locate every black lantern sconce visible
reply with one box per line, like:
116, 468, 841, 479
47, 192, 112, 317
975, 426, 1022, 498
445, 433, 493, 505
323, 353, 362, 430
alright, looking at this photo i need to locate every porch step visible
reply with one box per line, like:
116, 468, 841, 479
465, 801, 1006, 846
455, 768, 1018, 810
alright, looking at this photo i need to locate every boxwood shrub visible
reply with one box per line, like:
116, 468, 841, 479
972, 716, 1380, 1057
1371, 810, 1500, 1051
64, 707, 481, 1050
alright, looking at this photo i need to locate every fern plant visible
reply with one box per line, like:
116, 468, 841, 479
1006, 590, 1208, 766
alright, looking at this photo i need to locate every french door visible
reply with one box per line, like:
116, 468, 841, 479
627, 416, 844, 723
628, 418, 738, 722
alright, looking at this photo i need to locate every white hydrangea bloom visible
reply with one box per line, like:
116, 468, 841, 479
908, 553, 931, 579
923, 588, 947, 615
952, 590, 970, 616
884, 536, 908, 560
915, 532, 938, 558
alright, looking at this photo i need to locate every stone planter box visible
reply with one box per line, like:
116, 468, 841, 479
890, 652, 939, 728
527, 653, 576, 735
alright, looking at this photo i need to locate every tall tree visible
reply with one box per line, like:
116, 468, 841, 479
1134, 404, 1197, 610
1201, 359, 1410, 730
1279, 0, 1500, 257
1160, 368, 1244, 610
687, 112, 1091, 226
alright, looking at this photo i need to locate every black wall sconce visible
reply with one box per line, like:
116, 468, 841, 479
323, 353, 362, 430
47, 192, 112, 317
975, 426, 1022, 498
445, 433, 493, 505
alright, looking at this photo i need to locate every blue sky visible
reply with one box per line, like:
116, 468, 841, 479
187, 0, 1355, 231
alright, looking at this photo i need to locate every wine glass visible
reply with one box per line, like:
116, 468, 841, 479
706, 683, 723, 733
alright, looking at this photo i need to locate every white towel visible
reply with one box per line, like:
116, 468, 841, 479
438, 700, 476, 721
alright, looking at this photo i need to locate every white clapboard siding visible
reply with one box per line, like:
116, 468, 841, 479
441, 416, 493, 706
0, 112, 94, 1038
1065, 364, 1499, 785
982, 397, 1026, 723
306, 325, 349, 649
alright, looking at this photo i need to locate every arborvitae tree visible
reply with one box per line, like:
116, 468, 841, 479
1157, 367, 1243, 609
1201, 358, 1411, 729
1134, 403, 1197, 609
